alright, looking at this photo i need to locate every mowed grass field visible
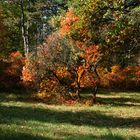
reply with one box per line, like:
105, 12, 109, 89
0, 91, 140, 140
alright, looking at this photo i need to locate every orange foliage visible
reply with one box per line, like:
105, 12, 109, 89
80, 72, 98, 88
37, 78, 67, 104
9, 51, 23, 60
22, 66, 34, 82
84, 45, 99, 64
77, 65, 85, 82
111, 65, 121, 74
60, 8, 79, 36
56, 67, 69, 78
5, 51, 24, 76
21, 56, 37, 90
99, 65, 140, 90
0, 51, 24, 89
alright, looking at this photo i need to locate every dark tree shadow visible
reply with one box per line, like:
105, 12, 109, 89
0, 91, 41, 105
98, 88, 140, 94
59, 132, 139, 140
0, 130, 139, 140
80, 89, 140, 107
0, 131, 50, 140
97, 97, 140, 107
0, 105, 139, 128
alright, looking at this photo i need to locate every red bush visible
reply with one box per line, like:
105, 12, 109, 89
99, 65, 140, 90
0, 51, 24, 89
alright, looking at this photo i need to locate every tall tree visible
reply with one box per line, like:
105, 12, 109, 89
1, 0, 67, 55
67, 0, 140, 67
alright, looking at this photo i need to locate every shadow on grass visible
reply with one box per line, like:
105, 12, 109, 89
0, 131, 50, 140
0, 91, 35, 103
79, 89, 140, 107
60, 132, 139, 140
98, 88, 140, 94
0, 105, 139, 129
0, 131, 139, 140
97, 96, 140, 107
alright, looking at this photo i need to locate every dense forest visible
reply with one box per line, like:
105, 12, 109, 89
0, 0, 140, 103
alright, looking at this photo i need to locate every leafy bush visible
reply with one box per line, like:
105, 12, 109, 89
37, 79, 66, 104
99, 65, 140, 90
0, 51, 24, 90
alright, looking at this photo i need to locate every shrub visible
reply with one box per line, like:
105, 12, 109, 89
99, 65, 140, 90
37, 79, 66, 104
0, 51, 24, 90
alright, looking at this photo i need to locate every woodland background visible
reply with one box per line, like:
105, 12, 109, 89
0, 0, 140, 103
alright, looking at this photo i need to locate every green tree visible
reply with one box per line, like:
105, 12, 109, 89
0, 0, 67, 55
1, 0, 23, 54
67, 0, 140, 67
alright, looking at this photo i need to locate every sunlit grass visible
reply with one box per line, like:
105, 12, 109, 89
0, 91, 140, 140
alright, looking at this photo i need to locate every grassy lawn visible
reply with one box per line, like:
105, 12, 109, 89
0, 91, 140, 140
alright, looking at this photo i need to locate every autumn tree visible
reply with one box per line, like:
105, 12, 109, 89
55, 0, 140, 101
67, 0, 140, 67
58, 7, 101, 101
23, 32, 84, 99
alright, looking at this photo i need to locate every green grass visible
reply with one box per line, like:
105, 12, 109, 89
0, 91, 140, 140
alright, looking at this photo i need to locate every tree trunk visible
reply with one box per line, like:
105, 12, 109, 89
75, 70, 81, 99
91, 66, 100, 103
26, 19, 29, 54
75, 83, 81, 99
50, 70, 70, 98
20, 0, 27, 56
92, 86, 98, 103
20, 0, 30, 56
